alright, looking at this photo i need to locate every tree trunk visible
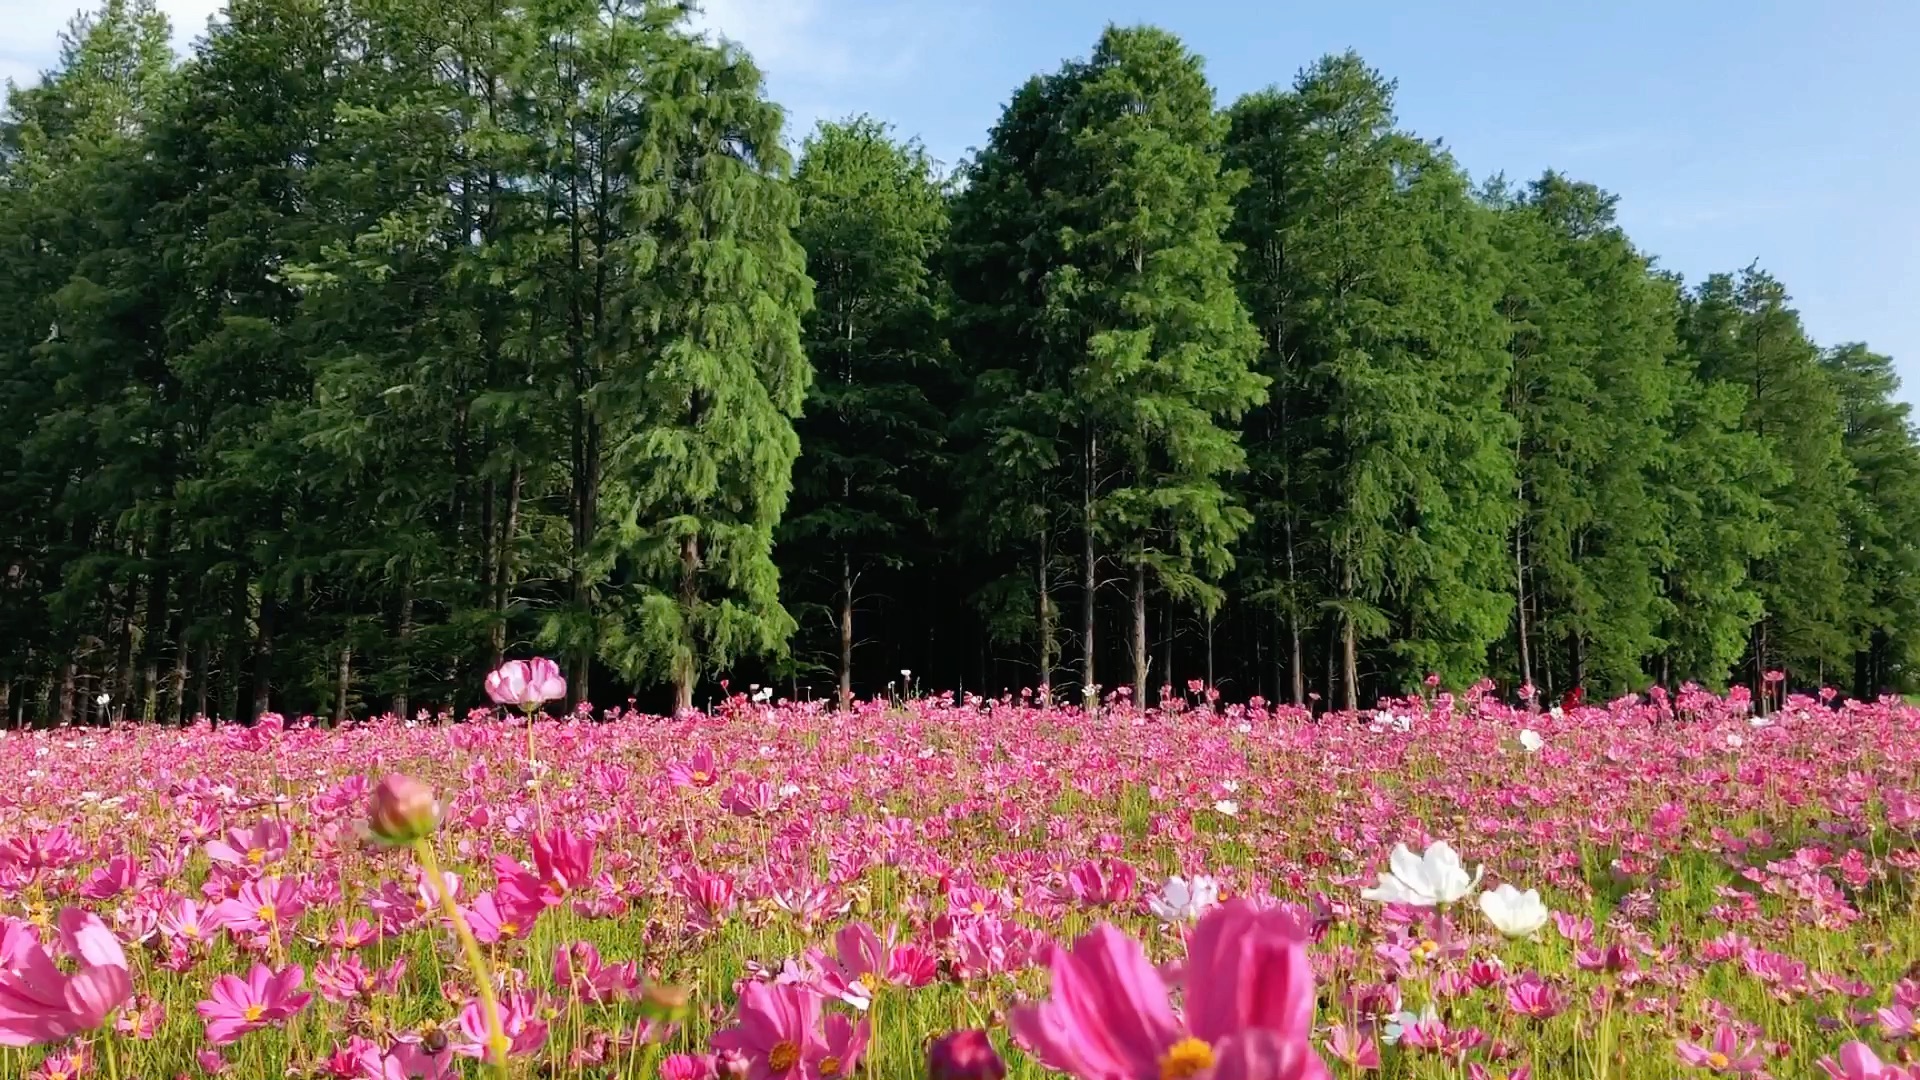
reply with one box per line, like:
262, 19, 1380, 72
1342, 615, 1359, 714
1081, 430, 1098, 701
1340, 562, 1359, 713
1161, 597, 1174, 698
56, 659, 75, 727
673, 533, 701, 714
1289, 615, 1305, 706
251, 587, 276, 720
490, 463, 522, 670
392, 565, 413, 721
169, 621, 189, 725
191, 638, 209, 723
112, 572, 136, 721
838, 551, 853, 710
1036, 529, 1053, 706
1514, 525, 1533, 697
1205, 610, 1215, 694
1130, 559, 1147, 707
333, 645, 353, 726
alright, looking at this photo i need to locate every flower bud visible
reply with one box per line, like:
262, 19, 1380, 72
367, 774, 440, 846
639, 982, 691, 1023
928, 1030, 1006, 1080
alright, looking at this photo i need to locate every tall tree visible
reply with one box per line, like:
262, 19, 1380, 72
1822, 343, 1920, 696
951, 25, 1263, 706
1680, 268, 1853, 691
783, 117, 948, 707
1487, 173, 1676, 696
1226, 53, 1514, 710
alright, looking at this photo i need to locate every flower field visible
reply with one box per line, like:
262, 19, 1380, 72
3, 681, 1919, 1079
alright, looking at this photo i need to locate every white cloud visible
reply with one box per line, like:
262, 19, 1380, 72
0, 0, 225, 88
687, 0, 938, 142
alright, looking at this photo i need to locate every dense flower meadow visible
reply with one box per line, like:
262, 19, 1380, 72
3, 671, 1919, 1079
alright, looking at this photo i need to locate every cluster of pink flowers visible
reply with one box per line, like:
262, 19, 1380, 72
0, 666, 1915, 1079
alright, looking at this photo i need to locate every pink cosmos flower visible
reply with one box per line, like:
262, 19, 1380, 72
661, 1053, 718, 1080
1675, 1024, 1767, 1074
669, 748, 721, 789
205, 820, 290, 868
1009, 900, 1330, 1080
1818, 1042, 1913, 1080
0, 909, 132, 1047
709, 981, 830, 1080
213, 876, 305, 935
532, 827, 594, 897
818, 1013, 870, 1079
454, 988, 548, 1060
1877, 1004, 1920, 1041
485, 657, 566, 709
196, 963, 312, 1045
1065, 857, 1137, 908
1325, 1023, 1379, 1070
1504, 972, 1567, 1020
77, 856, 137, 900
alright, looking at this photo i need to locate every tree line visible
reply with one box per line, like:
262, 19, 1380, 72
5, 0, 1916, 724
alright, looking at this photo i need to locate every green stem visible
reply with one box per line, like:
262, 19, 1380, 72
413, 838, 509, 1072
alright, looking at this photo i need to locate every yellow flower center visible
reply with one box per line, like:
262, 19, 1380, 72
182, 924, 200, 939
501, 922, 519, 937
820, 1055, 842, 1077
256, 904, 276, 923
1160, 1037, 1214, 1080
768, 1040, 800, 1072
691, 771, 710, 784
244, 1003, 266, 1023
969, 901, 985, 914
1708, 1052, 1729, 1070
246, 847, 266, 863
858, 972, 880, 992
1415, 938, 1439, 960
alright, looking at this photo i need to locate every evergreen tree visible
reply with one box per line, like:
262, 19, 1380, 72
783, 117, 948, 707
1822, 343, 1920, 696
1681, 268, 1853, 692
1226, 53, 1514, 709
1488, 173, 1676, 696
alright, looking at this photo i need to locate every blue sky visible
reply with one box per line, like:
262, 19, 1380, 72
706, 0, 1920, 403
8, 0, 1916, 401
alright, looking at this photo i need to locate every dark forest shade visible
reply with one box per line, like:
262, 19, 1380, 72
4, 2, 1918, 724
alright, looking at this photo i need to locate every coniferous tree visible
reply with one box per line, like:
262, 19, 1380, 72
783, 117, 948, 707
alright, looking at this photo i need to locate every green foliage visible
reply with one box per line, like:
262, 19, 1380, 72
1, 7, 1915, 720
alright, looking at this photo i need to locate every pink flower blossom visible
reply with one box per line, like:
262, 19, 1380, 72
196, 963, 312, 1045
1009, 900, 1329, 1080
0, 909, 132, 1047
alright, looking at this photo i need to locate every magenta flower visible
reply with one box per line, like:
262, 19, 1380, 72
212, 876, 305, 935
928, 1030, 1006, 1080
709, 981, 829, 1080
0, 909, 132, 1047
1009, 900, 1330, 1080
819, 1013, 870, 1078
1675, 1024, 1767, 1074
485, 657, 566, 709
454, 988, 548, 1059
205, 820, 290, 868
1818, 1041, 1912, 1079
532, 827, 594, 897
196, 963, 312, 1045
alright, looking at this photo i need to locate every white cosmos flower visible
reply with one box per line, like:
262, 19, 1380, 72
1361, 841, 1483, 906
1477, 883, 1551, 937
1549, 706, 1564, 720
1382, 1005, 1437, 1046
1518, 729, 1544, 753
1213, 799, 1240, 817
1147, 875, 1219, 922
